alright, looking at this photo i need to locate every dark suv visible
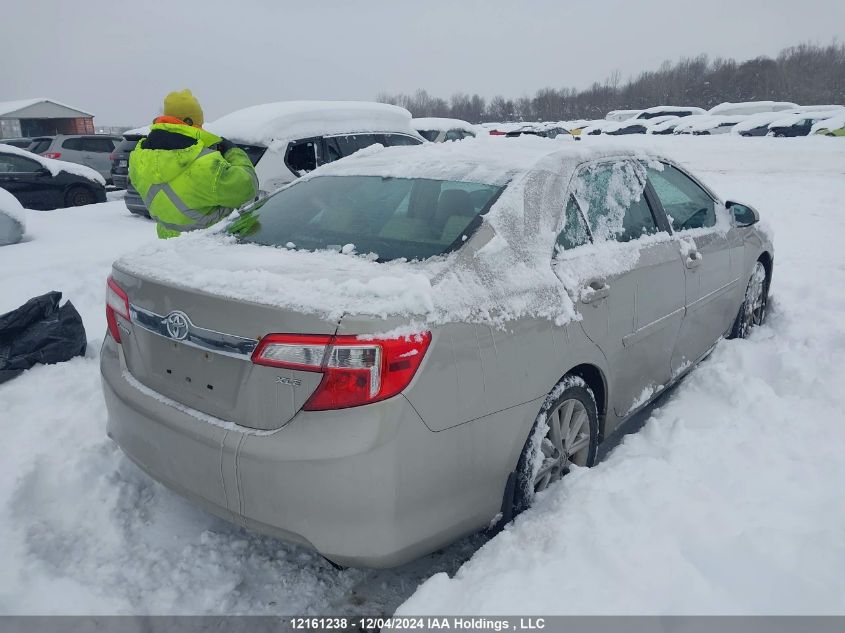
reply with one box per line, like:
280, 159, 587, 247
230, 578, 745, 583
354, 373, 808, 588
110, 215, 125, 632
110, 133, 148, 217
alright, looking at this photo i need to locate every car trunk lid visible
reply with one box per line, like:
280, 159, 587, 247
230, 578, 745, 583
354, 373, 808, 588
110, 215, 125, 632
110, 268, 339, 430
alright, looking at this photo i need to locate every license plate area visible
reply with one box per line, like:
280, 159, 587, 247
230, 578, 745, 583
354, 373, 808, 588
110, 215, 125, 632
119, 159, 128, 167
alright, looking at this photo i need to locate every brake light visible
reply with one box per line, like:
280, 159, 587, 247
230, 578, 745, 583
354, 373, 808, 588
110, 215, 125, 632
252, 332, 432, 410
489, 130, 506, 135
42, 152, 61, 159
109, 153, 115, 161
105, 276, 130, 343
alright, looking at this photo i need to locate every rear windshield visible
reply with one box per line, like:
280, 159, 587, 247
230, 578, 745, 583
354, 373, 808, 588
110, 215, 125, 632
228, 175, 503, 262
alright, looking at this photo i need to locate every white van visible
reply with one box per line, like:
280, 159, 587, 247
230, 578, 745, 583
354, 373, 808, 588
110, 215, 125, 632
707, 101, 798, 116
207, 101, 425, 195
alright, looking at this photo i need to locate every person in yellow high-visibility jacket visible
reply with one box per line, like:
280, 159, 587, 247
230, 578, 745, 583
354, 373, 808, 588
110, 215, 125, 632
129, 90, 258, 238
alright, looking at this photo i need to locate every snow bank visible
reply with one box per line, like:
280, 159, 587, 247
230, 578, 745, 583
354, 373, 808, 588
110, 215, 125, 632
0, 143, 105, 185
206, 101, 421, 151
116, 137, 661, 329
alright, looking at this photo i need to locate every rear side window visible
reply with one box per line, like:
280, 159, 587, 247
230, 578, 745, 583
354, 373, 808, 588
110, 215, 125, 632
285, 139, 319, 175
28, 139, 52, 153
574, 161, 659, 243
417, 130, 439, 142
235, 143, 267, 166
62, 138, 83, 150
82, 137, 117, 153
648, 164, 716, 231
555, 196, 591, 252
228, 175, 503, 261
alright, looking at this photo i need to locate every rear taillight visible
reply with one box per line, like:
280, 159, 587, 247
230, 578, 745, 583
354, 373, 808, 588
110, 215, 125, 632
42, 152, 61, 159
108, 153, 115, 161
251, 332, 432, 410
105, 276, 130, 343
489, 130, 506, 135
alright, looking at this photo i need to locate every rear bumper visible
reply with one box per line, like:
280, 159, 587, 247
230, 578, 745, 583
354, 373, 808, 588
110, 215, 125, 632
100, 335, 503, 568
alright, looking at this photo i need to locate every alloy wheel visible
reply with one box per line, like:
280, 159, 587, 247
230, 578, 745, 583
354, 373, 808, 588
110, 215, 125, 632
533, 398, 591, 493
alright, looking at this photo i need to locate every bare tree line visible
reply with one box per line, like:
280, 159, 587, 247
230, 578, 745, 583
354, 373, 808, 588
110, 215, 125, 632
377, 42, 845, 123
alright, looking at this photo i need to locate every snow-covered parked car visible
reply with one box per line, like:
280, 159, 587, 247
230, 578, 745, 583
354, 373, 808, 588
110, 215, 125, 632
0, 186, 25, 245
206, 101, 425, 196
767, 111, 840, 137
708, 101, 798, 116
674, 115, 747, 135
101, 138, 774, 568
413, 117, 477, 142
634, 105, 705, 120
812, 113, 845, 136
604, 115, 680, 135
0, 144, 106, 209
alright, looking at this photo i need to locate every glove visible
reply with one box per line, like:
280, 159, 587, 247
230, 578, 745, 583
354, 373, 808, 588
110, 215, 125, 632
217, 138, 236, 155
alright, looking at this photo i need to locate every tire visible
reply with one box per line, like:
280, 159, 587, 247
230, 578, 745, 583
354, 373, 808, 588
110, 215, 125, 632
65, 186, 96, 207
504, 376, 599, 522
730, 260, 769, 339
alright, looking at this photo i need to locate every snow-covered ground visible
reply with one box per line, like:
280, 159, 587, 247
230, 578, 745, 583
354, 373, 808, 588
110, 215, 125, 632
1, 136, 844, 615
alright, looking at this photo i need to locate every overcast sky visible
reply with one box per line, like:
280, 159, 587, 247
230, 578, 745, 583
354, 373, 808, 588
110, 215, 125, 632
2, 0, 843, 125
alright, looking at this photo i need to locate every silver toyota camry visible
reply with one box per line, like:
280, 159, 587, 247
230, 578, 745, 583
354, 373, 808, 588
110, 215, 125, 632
101, 139, 773, 568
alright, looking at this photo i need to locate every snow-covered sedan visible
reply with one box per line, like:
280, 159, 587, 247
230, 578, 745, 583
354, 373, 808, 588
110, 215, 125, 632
101, 138, 774, 568
0, 144, 106, 209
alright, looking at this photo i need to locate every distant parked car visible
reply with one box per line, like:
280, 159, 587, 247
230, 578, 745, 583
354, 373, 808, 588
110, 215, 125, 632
708, 101, 798, 116
102, 139, 773, 568
812, 114, 845, 136
38, 134, 122, 184
207, 101, 424, 195
647, 118, 685, 135
0, 144, 106, 209
674, 115, 746, 135
110, 130, 148, 217
634, 106, 705, 120
604, 116, 679, 135
0, 137, 33, 149
768, 113, 835, 137
413, 117, 476, 142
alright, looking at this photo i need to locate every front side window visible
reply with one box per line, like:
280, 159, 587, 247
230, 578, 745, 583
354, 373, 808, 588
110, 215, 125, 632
0, 153, 40, 173
228, 175, 503, 262
555, 196, 591, 253
574, 161, 658, 243
444, 129, 464, 141
648, 164, 716, 231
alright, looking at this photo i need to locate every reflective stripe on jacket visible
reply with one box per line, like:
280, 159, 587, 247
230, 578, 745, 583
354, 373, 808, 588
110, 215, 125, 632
128, 119, 258, 238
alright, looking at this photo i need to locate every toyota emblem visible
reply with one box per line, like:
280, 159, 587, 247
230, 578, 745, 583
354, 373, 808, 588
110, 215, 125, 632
165, 311, 190, 341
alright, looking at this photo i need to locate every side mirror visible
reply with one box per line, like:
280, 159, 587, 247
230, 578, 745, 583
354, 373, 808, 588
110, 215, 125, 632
726, 200, 759, 227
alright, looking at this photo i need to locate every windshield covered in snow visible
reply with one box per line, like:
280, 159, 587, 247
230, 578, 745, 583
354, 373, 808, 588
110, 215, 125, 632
228, 175, 503, 262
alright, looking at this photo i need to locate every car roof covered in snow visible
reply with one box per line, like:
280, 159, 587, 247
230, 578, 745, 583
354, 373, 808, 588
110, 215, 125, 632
708, 101, 798, 116
412, 117, 476, 133
0, 143, 105, 185
769, 111, 841, 128
811, 113, 845, 133
636, 105, 705, 117
205, 101, 421, 149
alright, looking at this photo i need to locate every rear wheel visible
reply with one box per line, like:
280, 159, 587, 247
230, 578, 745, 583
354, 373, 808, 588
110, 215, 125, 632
65, 186, 95, 207
730, 260, 769, 339
506, 378, 599, 520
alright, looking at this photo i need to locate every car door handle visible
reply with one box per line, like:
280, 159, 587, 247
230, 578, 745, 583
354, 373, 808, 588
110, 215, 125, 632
685, 251, 703, 269
581, 280, 610, 304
